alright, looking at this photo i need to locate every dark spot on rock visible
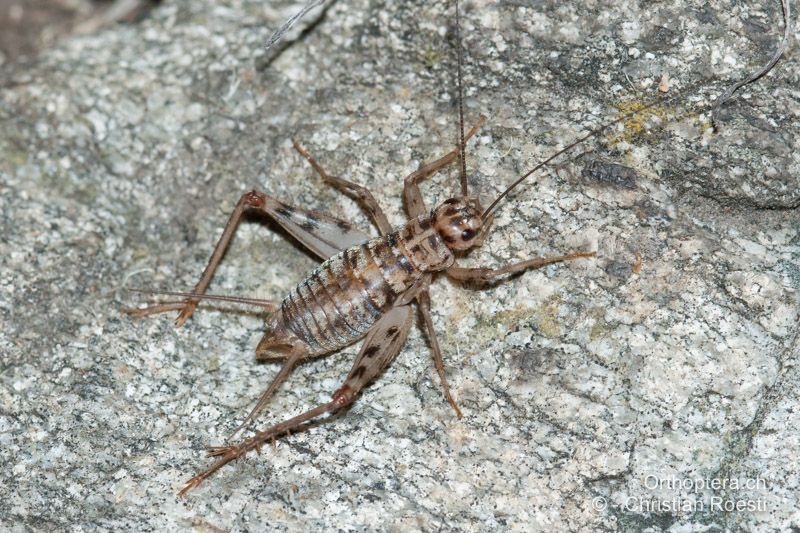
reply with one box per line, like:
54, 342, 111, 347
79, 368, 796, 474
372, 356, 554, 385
634, 200, 673, 226
604, 260, 632, 281
641, 25, 678, 50
582, 159, 638, 189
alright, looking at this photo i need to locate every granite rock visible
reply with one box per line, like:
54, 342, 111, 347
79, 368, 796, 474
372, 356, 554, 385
1, 0, 799, 531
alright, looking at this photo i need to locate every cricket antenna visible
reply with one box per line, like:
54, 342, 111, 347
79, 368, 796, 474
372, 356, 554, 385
482, 0, 791, 219
455, 0, 468, 197
481, 82, 706, 220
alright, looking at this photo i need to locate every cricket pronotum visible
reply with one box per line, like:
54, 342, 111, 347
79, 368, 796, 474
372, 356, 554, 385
123, 0, 790, 495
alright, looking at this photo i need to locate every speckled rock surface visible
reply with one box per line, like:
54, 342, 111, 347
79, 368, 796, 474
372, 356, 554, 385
2, 0, 799, 531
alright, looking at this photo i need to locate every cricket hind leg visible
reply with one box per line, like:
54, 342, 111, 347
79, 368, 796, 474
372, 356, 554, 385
228, 345, 306, 438
293, 141, 393, 235
179, 400, 339, 496
124, 189, 372, 326
446, 251, 596, 282
122, 290, 277, 318
125, 191, 270, 326
123, 301, 190, 317
178, 306, 413, 496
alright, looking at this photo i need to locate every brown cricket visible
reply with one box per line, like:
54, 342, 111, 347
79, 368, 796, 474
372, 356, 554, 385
126, 112, 599, 495
123, 0, 787, 495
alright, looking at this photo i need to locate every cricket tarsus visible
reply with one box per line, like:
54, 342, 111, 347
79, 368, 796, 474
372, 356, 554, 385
179, 400, 338, 496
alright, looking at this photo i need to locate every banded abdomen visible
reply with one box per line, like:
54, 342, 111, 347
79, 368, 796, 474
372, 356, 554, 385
273, 213, 455, 357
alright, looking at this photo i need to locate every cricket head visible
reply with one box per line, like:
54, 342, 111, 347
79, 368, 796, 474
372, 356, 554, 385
432, 198, 483, 251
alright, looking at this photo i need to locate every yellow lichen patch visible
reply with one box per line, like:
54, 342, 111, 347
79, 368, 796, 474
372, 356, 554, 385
206, 355, 221, 373
0, 140, 28, 172
695, 115, 714, 134
590, 317, 609, 341
535, 297, 562, 338
607, 98, 674, 146
492, 304, 538, 328
446, 291, 474, 325
421, 48, 442, 69
471, 298, 564, 338
607, 97, 712, 149
588, 307, 608, 340
454, 296, 567, 344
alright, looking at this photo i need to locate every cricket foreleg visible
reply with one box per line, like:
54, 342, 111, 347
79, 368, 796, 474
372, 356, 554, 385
293, 141, 392, 235
446, 251, 596, 282
417, 290, 463, 418
403, 115, 486, 218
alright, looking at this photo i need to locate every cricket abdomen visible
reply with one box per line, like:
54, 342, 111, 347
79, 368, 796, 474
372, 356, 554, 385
277, 213, 454, 356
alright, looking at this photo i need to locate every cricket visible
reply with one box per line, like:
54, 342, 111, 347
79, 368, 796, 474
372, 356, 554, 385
123, 0, 790, 496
